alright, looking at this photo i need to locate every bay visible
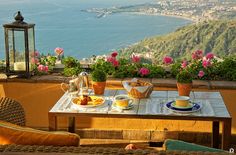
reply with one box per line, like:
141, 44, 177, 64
0, 0, 191, 59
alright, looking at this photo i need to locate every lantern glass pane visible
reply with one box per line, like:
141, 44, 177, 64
28, 28, 35, 68
7, 29, 14, 70
13, 29, 26, 71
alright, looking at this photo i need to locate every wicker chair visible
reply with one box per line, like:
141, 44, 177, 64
0, 97, 231, 155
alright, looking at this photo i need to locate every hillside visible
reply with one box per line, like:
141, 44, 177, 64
120, 20, 236, 62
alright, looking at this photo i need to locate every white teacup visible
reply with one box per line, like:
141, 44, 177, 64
114, 95, 133, 107
175, 96, 190, 107
61, 80, 78, 93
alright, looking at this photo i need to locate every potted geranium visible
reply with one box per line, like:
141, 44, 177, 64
91, 69, 107, 95
176, 69, 193, 96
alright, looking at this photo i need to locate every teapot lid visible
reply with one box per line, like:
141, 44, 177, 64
79, 71, 88, 76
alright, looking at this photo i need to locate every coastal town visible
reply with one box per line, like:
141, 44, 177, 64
83, 0, 236, 22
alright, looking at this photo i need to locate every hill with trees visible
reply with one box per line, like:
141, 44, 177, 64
120, 20, 236, 63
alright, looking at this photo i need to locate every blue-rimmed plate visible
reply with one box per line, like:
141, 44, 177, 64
165, 101, 202, 113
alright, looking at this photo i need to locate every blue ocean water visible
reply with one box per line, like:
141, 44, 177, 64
0, 0, 191, 59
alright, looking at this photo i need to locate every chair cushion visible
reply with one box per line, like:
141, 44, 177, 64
164, 139, 224, 152
0, 121, 80, 146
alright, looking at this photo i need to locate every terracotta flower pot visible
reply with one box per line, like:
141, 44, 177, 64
92, 81, 106, 95
177, 82, 192, 96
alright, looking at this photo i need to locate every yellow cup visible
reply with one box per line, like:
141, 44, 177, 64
114, 95, 132, 107
175, 96, 190, 107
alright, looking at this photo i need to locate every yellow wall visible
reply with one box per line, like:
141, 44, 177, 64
0, 82, 236, 134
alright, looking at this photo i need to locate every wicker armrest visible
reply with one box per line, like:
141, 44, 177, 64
0, 97, 25, 126
0, 144, 231, 155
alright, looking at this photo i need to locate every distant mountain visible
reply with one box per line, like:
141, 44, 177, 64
120, 20, 236, 62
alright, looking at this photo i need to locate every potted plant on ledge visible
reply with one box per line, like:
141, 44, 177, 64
176, 70, 193, 96
91, 69, 107, 95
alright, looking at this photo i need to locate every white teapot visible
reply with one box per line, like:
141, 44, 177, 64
77, 72, 89, 95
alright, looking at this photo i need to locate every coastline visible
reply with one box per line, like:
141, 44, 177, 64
130, 12, 197, 22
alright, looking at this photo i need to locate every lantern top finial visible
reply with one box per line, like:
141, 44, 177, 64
15, 11, 24, 22
13, 11, 26, 24
3, 11, 35, 29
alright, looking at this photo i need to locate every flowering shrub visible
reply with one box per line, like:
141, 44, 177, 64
30, 50, 57, 75
91, 52, 165, 78
29, 48, 236, 81
170, 50, 221, 81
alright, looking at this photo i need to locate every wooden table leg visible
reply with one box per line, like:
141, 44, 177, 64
48, 113, 57, 131
212, 121, 220, 148
68, 117, 76, 133
222, 118, 232, 150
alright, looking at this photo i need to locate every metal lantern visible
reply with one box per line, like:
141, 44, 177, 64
3, 11, 35, 78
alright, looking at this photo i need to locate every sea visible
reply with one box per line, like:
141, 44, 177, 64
0, 0, 192, 59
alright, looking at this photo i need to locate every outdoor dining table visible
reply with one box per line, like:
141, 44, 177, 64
48, 89, 231, 150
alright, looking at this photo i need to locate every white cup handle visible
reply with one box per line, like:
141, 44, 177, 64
61, 83, 68, 92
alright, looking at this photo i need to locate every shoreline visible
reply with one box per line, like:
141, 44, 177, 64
130, 12, 197, 22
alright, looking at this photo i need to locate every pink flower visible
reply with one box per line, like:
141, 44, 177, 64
198, 70, 205, 78
181, 60, 188, 68
163, 56, 173, 65
106, 56, 116, 63
192, 50, 203, 60
35, 51, 40, 57
31, 58, 39, 64
30, 51, 40, 57
54, 47, 64, 55
111, 51, 118, 57
37, 64, 48, 72
37, 64, 45, 72
139, 67, 150, 76
112, 60, 119, 67
206, 52, 214, 60
44, 66, 49, 72
202, 59, 211, 68
106, 56, 119, 67
131, 55, 141, 63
